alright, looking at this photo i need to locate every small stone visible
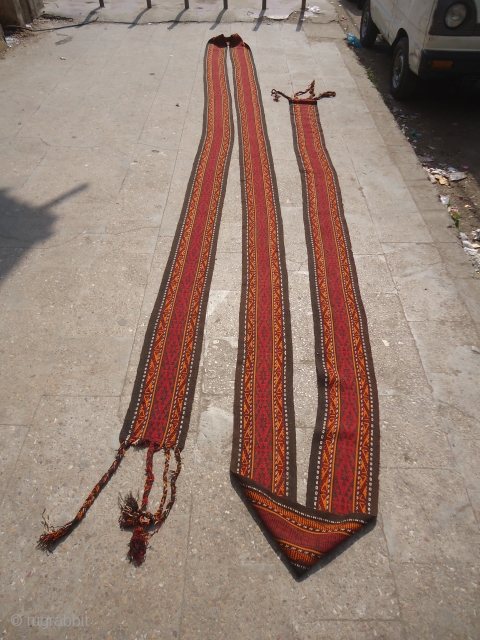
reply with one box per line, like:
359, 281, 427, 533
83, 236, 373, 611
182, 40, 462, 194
472, 346, 480, 354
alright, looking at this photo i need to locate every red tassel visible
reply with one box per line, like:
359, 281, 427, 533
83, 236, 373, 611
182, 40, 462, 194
127, 526, 149, 565
119, 447, 183, 565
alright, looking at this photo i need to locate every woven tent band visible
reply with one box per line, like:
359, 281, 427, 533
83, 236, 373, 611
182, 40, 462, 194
38, 35, 378, 575
37, 34, 232, 565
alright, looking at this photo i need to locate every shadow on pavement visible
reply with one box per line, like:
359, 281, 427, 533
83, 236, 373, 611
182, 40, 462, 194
128, 7, 151, 28
168, 8, 188, 29
253, 9, 265, 31
0, 185, 88, 284
210, 8, 227, 29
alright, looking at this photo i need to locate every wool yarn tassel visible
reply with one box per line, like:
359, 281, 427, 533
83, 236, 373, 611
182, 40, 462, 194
37, 441, 131, 551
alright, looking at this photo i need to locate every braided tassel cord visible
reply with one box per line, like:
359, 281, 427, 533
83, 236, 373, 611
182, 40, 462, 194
271, 80, 336, 103
37, 441, 131, 551
118, 447, 183, 565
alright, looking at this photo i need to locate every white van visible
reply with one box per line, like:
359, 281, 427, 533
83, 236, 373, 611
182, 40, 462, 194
359, 0, 480, 98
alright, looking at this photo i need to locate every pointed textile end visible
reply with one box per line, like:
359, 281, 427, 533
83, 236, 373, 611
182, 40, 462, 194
239, 480, 368, 576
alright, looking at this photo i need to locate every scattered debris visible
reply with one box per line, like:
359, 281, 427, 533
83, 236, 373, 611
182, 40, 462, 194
346, 33, 362, 47
449, 171, 468, 182
409, 129, 422, 139
472, 346, 480, 355
5, 36, 20, 47
381, 339, 390, 347
462, 239, 476, 250
450, 208, 460, 228
55, 35, 73, 45
440, 195, 450, 206
307, 5, 322, 12
423, 166, 468, 185
461, 232, 480, 271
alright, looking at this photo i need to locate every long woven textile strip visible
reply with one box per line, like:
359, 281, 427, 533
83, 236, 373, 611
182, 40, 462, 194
38, 36, 234, 564
38, 35, 379, 576
231, 49, 379, 576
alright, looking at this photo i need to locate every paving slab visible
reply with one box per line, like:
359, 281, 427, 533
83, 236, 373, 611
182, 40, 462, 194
0, 15, 479, 640
41, 0, 337, 24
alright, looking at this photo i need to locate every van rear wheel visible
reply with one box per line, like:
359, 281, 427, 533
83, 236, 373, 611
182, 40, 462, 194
390, 37, 417, 100
360, 0, 379, 48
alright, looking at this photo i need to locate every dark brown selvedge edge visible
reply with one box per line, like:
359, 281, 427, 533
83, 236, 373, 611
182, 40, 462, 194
229, 34, 297, 501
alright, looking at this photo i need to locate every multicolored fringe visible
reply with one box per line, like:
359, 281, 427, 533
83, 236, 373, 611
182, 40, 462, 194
38, 35, 379, 576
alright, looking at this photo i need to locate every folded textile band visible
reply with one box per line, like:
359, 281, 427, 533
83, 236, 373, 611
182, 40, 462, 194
38, 34, 379, 577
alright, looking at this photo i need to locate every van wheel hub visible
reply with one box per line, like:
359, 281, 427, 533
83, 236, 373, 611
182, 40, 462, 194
392, 50, 404, 89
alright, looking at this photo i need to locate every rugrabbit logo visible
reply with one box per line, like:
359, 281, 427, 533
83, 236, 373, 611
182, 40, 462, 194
10, 612, 89, 629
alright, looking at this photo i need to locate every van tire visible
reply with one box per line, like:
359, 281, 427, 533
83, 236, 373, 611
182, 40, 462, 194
360, 1, 378, 48
390, 37, 417, 100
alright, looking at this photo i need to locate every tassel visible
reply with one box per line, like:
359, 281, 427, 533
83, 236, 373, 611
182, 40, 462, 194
119, 447, 183, 566
118, 492, 150, 529
128, 525, 150, 565
37, 441, 130, 552
271, 81, 336, 103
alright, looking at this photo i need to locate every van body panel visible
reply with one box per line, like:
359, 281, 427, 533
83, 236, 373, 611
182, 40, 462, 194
419, 49, 480, 77
390, 0, 437, 72
424, 35, 480, 51
370, 0, 480, 78
370, 0, 396, 40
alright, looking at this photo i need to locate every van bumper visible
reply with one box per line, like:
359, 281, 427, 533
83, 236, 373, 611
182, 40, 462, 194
418, 50, 480, 78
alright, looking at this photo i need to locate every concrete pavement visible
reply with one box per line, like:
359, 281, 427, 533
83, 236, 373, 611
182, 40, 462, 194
41, 0, 337, 24
0, 16, 479, 639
